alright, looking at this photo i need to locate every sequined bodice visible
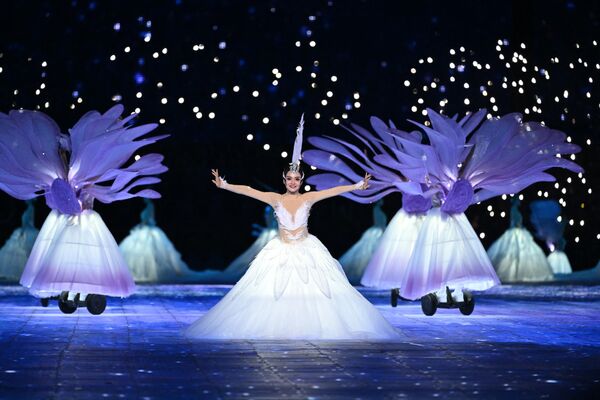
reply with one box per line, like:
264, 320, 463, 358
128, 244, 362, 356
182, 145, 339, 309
273, 201, 311, 242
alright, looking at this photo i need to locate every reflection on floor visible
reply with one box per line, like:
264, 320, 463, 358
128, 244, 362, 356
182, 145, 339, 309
0, 283, 598, 399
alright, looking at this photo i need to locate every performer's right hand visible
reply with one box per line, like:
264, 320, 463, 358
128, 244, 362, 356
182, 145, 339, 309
211, 169, 224, 188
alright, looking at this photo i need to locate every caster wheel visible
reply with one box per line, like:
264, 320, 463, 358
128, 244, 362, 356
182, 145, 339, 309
459, 295, 475, 316
58, 299, 78, 314
86, 294, 107, 315
390, 288, 399, 308
40, 298, 49, 307
421, 293, 438, 316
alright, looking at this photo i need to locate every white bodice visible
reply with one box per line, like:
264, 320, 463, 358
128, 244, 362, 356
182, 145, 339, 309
273, 201, 312, 242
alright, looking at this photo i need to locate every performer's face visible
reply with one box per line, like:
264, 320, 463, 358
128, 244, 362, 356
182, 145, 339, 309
284, 172, 302, 194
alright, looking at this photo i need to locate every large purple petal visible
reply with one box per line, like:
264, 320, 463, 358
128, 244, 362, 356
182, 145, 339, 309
402, 194, 432, 214
0, 110, 64, 199
441, 179, 473, 214
46, 178, 82, 214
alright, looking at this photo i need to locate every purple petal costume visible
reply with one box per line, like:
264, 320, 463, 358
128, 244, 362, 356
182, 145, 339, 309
305, 109, 582, 298
0, 105, 167, 297
399, 109, 581, 299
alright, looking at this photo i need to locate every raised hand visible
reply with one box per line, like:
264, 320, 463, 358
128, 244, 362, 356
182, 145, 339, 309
359, 173, 371, 190
211, 169, 225, 188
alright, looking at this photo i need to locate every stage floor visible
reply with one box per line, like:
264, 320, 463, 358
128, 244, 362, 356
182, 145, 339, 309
0, 284, 599, 399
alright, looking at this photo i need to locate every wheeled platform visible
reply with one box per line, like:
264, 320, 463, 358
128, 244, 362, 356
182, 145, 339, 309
390, 287, 475, 316
40, 291, 107, 315
421, 287, 474, 316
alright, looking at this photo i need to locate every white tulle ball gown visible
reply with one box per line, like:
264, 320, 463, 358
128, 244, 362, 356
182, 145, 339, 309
487, 199, 553, 282
546, 239, 572, 274
487, 228, 553, 282
547, 250, 572, 274
185, 201, 400, 340
120, 200, 196, 282
340, 202, 387, 285
0, 201, 39, 281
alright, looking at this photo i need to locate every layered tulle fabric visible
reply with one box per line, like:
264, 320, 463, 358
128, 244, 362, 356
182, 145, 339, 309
119, 225, 194, 282
185, 235, 400, 340
487, 228, 553, 282
399, 208, 500, 300
360, 209, 424, 289
19, 211, 61, 287
547, 250, 572, 274
0, 226, 39, 281
20, 210, 135, 297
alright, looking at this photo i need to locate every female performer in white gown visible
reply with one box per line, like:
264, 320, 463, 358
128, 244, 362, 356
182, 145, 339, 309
185, 117, 399, 340
487, 198, 553, 282
120, 199, 195, 282
0, 200, 39, 281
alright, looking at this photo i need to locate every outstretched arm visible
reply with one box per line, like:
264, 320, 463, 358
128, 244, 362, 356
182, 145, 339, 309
212, 169, 277, 205
305, 173, 371, 204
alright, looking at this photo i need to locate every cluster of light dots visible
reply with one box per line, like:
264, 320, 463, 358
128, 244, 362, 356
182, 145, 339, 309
242, 44, 362, 161
4, 60, 53, 110
1, 13, 369, 193
97, 14, 363, 190
403, 39, 598, 248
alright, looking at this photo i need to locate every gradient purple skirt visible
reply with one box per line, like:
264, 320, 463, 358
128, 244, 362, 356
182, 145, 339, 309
400, 208, 500, 300
360, 209, 424, 289
20, 210, 135, 297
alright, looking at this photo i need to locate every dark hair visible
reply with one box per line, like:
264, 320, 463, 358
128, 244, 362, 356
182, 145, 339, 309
282, 166, 305, 180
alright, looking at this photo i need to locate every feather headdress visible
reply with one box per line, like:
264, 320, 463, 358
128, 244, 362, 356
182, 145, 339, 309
285, 113, 305, 178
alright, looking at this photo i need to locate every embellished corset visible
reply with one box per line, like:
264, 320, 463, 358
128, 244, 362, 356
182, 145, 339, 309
273, 201, 311, 242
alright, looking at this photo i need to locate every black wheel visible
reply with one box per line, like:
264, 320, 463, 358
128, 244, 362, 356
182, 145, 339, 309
459, 295, 475, 316
86, 295, 107, 315
40, 298, 49, 307
421, 293, 438, 316
390, 288, 399, 308
58, 299, 78, 314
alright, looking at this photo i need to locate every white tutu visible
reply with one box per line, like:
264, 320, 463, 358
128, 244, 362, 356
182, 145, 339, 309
0, 226, 39, 281
20, 210, 135, 298
487, 227, 553, 282
547, 250, 572, 274
120, 224, 195, 282
360, 209, 424, 289
399, 208, 500, 300
185, 234, 400, 340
